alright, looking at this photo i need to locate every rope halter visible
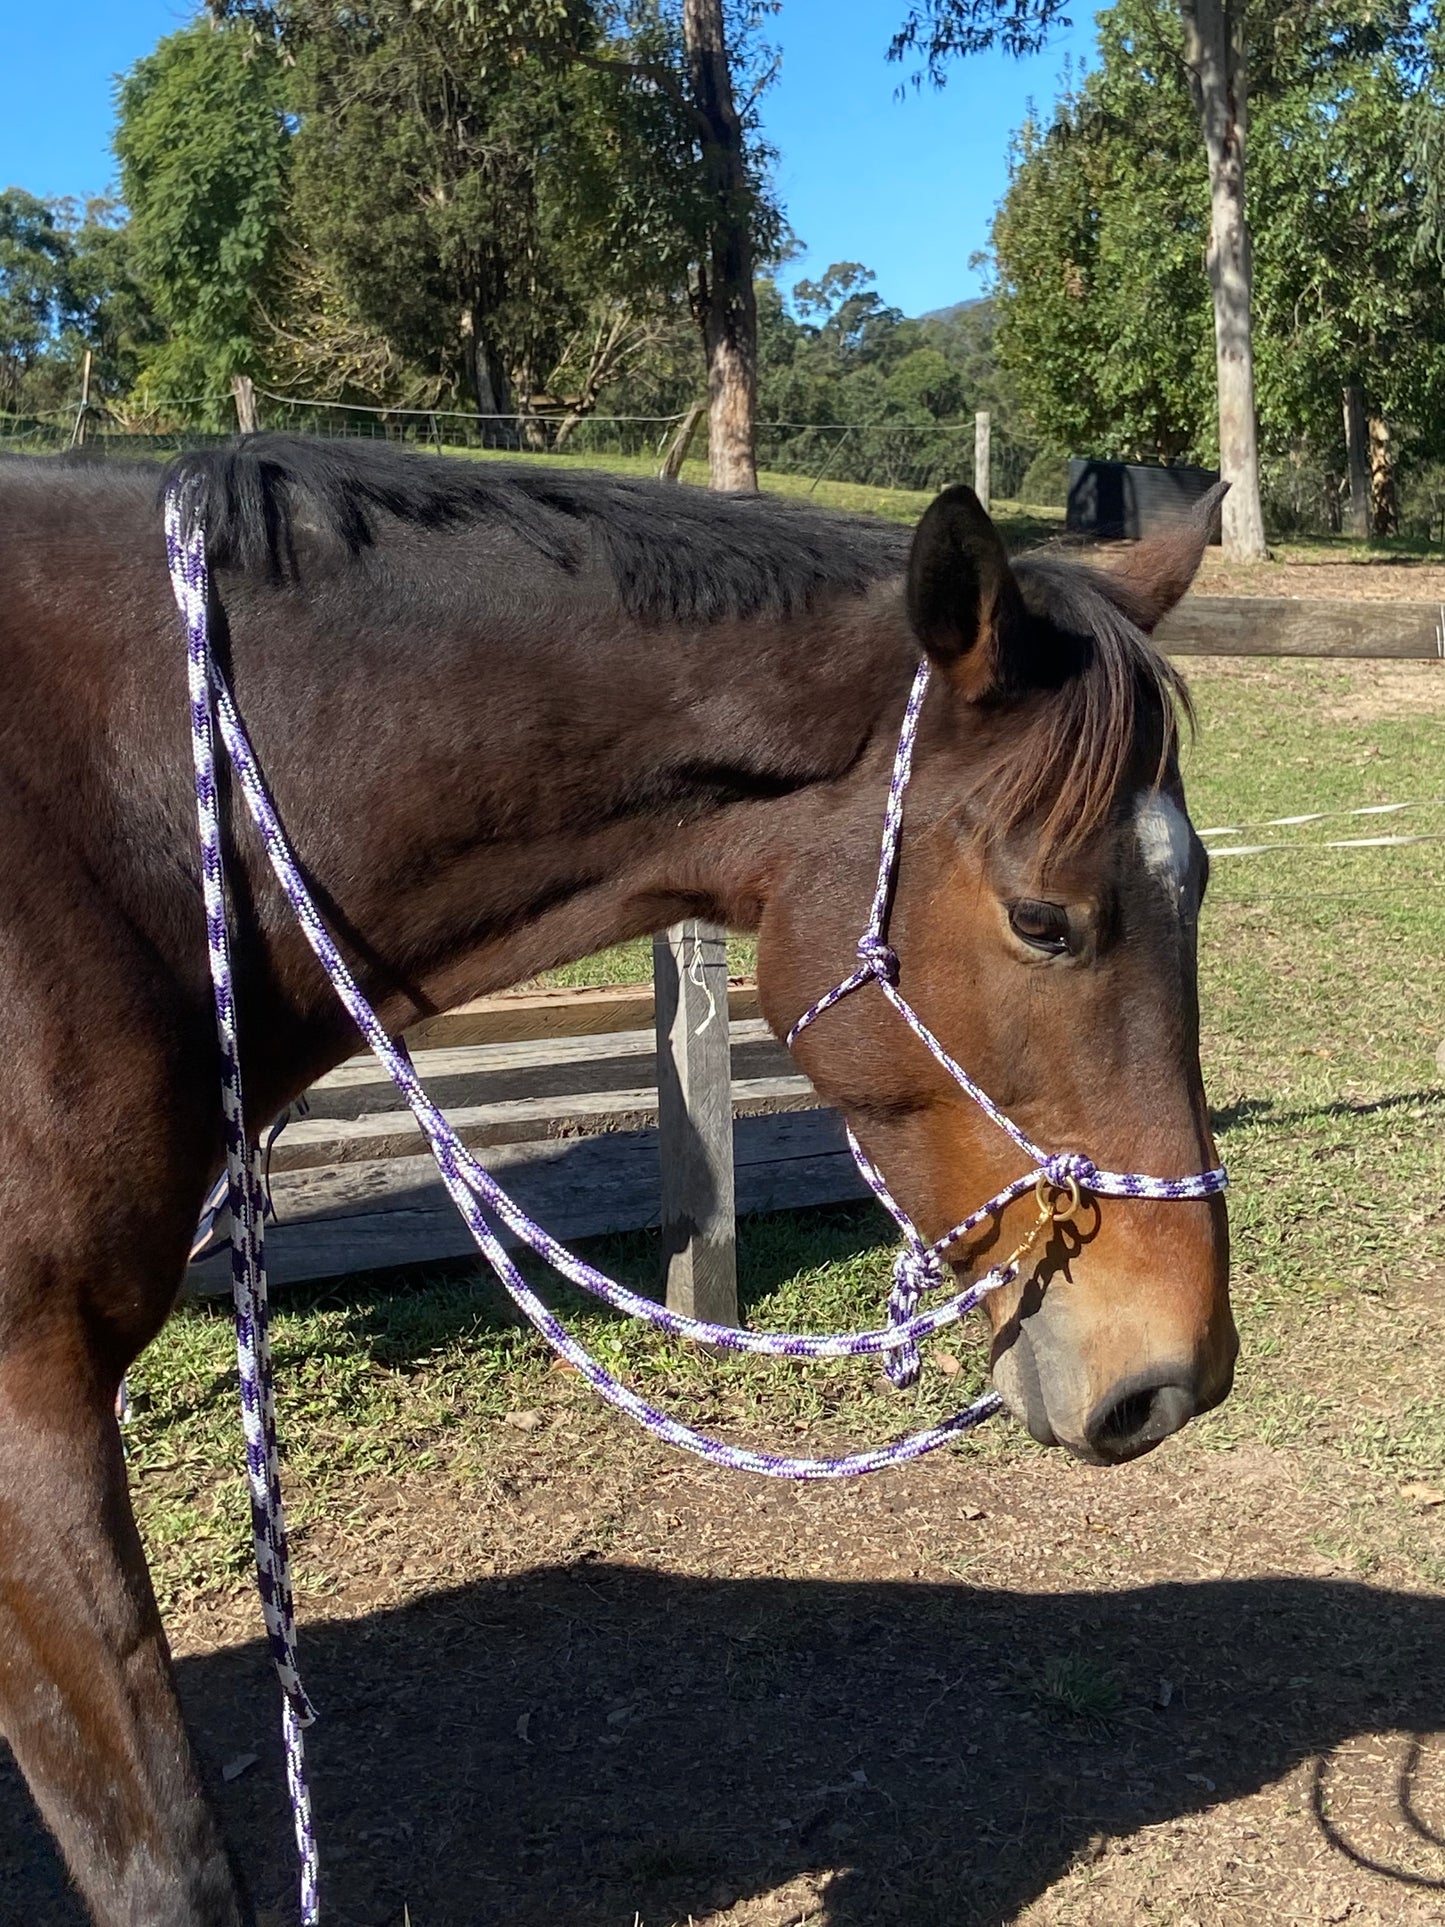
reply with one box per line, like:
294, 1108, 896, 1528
786, 656, 1228, 1388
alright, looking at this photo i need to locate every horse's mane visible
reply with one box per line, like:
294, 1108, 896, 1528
999, 550, 1195, 854
163, 434, 912, 625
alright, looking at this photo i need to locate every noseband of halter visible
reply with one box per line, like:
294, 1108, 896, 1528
786, 656, 1228, 1390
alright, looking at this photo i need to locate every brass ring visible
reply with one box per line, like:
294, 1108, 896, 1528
1036, 1172, 1083, 1222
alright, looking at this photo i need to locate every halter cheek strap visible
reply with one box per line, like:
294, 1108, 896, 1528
786, 658, 1228, 1389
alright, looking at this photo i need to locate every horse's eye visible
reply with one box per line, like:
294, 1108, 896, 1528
1009, 898, 1071, 953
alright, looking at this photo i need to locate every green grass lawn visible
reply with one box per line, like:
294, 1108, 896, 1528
121, 655, 1445, 1610
445, 437, 1065, 542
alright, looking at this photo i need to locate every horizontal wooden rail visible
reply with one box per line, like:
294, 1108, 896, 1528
274, 1073, 816, 1171
1157, 595, 1445, 661
402, 978, 762, 1050
187, 1110, 863, 1294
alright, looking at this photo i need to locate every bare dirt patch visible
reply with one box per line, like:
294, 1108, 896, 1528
1182, 654, 1445, 725
7, 1400, 1445, 1927
1195, 553, 1445, 602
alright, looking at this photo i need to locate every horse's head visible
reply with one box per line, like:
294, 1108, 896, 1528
765, 483, 1234, 1466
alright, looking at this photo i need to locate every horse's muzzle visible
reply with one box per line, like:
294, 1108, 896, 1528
989, 1289, 1237, 1466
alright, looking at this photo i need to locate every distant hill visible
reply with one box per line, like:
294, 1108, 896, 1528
917, 295, 989, 323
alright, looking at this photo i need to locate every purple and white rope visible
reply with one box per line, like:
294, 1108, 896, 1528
166, 497, 319, 1926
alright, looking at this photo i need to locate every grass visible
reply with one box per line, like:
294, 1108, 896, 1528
1027, 1654, 1126, 1727
445, 436, 1066, 542
122, 654, 1445, 1613
1173, 662, 1445, 1565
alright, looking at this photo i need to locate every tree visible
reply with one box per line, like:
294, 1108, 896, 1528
1249, 8, 1445, 535
987, 0, 1445, 531
988, 28, 1217, 466
1178, 0, 1267, 556
114, 19, 290, 408
892, 0, 1275, 556
215, 0, 780, 478
684, 0, 761, 488
281, 2, 736, 438
0, 191, 156, 417
0, 190, 79, 413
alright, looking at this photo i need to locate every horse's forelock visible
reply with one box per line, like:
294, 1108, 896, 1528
973, 553, 1194, 861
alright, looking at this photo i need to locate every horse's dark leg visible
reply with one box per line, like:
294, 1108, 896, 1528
0, 1319, 249, 1927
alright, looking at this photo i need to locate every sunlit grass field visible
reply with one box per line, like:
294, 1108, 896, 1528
120, 649, 1445, 1609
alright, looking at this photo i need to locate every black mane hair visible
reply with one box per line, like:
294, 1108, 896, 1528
164, 434, 913, 626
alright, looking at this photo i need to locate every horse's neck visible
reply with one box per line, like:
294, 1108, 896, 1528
231, 576, 914, 1097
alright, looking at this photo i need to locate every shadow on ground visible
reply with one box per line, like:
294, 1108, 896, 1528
4, 1568, 1444, 1924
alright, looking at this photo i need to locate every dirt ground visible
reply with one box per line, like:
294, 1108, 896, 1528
7, 1368, 1445, 1927
1183, 656, 1445, 724
1195, 550, 1445, 602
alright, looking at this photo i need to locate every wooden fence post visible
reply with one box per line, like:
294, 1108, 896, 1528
232, 374, 259, 436
974, 409, 991, 512
69, 350, 93, 450
658, 401, 706, 481
653, 921, 738, 1325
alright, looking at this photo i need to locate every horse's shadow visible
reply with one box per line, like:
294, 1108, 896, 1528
5, 1567, 1445, 1925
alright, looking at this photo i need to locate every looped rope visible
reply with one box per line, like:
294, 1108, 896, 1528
1042, 1152, 1098, 1191
886, 1244, 943, 1387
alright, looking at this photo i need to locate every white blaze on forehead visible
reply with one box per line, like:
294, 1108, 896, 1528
1133, 792, 1194, 900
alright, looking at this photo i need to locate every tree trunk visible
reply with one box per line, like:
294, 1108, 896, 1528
683, 0, 758, 493
461, 303, 514, 448
1180, 0, 1268, 561
1368, 415, 1398, 537
1342, 383, 1370, 538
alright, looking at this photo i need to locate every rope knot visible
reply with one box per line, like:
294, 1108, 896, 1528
857, 934, 900, 985
885, 1244, 944, 1389
1042, 1152, 1097, 1192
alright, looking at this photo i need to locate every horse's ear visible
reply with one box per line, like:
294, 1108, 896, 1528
906, 484, 1029, 701
1096, 478, 1229, 632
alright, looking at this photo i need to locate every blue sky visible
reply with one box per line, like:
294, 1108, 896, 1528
0, 0, 1097, 318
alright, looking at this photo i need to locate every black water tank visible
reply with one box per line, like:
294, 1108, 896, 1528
1066, 459, 1222, 541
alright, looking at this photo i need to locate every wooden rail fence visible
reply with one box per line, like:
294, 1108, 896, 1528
185, 967, 864, 1304
186, 592, 1444, 1313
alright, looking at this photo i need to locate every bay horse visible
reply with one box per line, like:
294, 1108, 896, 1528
0, 438, 1234, 1925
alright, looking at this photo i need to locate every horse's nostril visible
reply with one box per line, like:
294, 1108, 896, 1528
1098, 1387, 1157, 1443
1085, 1376, 1196, 1463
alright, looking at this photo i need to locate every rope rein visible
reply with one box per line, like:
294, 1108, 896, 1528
165, 492, 1227, 1923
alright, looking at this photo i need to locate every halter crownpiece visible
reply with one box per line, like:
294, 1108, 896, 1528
166, 488, 1225, 1922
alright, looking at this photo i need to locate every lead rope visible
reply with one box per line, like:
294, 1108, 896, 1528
166, 491, 1226, 1922
168, 497, 319, 1925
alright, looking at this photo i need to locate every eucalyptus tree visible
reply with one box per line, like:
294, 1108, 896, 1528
891, 0, 1282, 555
213, 0, 780, 482
0, 190, 154, 415
986, 0, 1444, 534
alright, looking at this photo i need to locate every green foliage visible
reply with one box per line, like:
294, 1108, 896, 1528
989, 0, 1445, 521
1250, 9, 1445, 465
889, 0, 1076, 77
283, 2, 712, 416
0, 191, 156, 416
990, 6, 1217, 465
738, 265, 1042, 494
198, 0, 782, 424
114, 20, 290, 406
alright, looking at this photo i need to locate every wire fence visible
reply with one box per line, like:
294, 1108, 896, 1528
1, 389, 1035, 498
